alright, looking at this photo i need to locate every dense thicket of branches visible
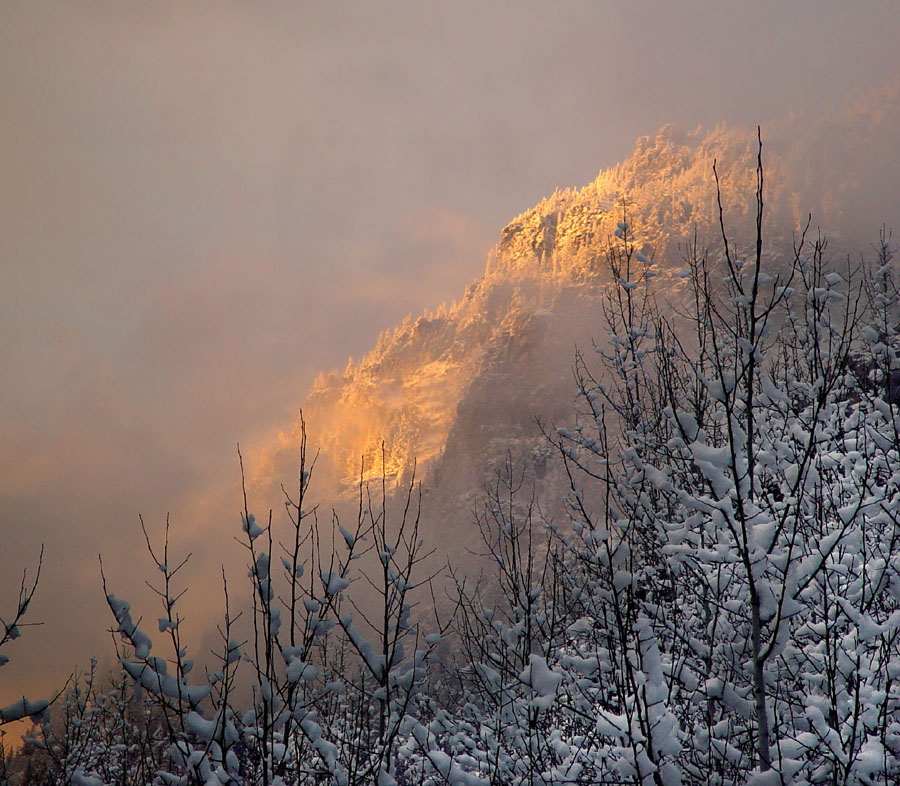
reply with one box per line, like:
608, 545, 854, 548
3, 138, 899, 785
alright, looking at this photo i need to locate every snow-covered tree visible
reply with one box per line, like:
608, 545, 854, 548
236, 425, 448, 786
443, 458, 580, 785
0, 547, 51, 728
59, 416, 446, 786
551, 131, 900, 784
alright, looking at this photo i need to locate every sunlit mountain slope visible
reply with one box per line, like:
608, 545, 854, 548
253, 89, 900, 558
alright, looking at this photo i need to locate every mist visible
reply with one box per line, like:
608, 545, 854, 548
3, 0, 900, 708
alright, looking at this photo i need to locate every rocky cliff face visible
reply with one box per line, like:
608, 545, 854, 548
251, 99, 900, 558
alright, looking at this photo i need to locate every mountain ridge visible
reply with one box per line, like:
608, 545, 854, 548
260, 124, 770, 495
251, 89, 900, 551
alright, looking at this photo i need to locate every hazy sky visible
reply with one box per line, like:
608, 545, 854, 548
3, 1, 900, 703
